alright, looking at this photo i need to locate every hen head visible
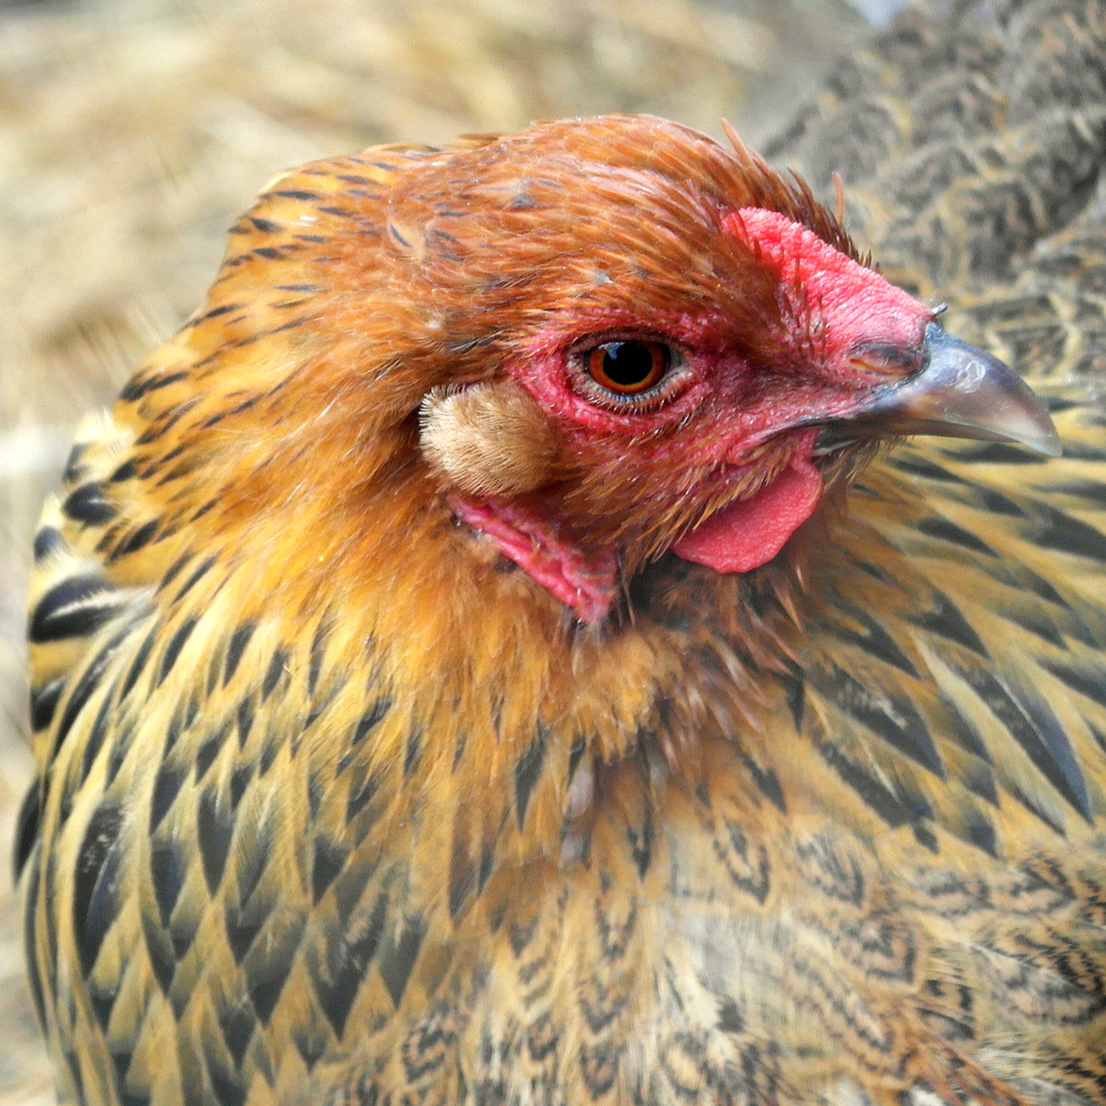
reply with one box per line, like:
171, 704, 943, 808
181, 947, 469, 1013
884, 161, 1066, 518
131, 115, 1057, 626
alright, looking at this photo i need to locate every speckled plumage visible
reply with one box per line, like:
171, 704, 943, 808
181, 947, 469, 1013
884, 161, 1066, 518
17, 3, 1106, 1105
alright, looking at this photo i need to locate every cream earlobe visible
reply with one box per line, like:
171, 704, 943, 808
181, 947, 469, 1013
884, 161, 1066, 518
419, 382, 560, 498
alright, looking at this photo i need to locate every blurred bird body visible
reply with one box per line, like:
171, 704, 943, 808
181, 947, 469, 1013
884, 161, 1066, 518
16, 109, 1106, 1106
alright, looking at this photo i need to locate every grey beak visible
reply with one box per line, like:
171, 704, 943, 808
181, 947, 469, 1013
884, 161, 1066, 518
817, 322, 1061, 458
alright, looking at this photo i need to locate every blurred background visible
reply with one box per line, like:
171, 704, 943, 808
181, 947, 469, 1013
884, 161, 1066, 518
0, 0, 896, 1100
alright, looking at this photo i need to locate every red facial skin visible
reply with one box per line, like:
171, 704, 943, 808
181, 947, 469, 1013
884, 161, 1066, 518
458, 207, 934, 622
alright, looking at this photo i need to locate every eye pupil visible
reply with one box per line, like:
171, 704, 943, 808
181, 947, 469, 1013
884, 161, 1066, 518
587, 340, 669, 395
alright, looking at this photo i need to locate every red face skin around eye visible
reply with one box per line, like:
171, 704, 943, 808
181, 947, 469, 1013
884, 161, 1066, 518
466, 207, 935, 620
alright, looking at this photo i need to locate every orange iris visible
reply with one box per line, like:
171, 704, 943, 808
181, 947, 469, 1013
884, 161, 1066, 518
586, 340, 669, 395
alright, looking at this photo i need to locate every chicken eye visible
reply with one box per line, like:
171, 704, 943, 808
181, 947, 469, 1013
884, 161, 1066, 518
586, 340, 670, 395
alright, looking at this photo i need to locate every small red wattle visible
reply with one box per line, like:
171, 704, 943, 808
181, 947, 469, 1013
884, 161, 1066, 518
671, 453, 823, 573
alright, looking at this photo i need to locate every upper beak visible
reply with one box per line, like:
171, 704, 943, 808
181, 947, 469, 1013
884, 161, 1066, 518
816, 322, 1062, 458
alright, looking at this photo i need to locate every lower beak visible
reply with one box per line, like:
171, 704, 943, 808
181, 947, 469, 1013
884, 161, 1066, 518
816, 322, 1061, 458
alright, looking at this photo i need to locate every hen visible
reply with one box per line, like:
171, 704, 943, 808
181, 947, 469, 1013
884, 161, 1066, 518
16, 15, 1106, 1106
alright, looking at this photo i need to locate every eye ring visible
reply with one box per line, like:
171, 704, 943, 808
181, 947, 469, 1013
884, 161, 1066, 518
585, 340, 672, 396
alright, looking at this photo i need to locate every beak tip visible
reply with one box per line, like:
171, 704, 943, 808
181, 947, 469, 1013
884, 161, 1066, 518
1036, 426, 1064, 458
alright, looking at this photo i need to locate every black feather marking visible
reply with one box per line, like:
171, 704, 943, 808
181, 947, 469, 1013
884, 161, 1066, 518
311, 891, 388, 1038
235, 698, 254, 749
163, 704, 185, 755
259, 734, 280, 777
448, 840, 474, 920
908, 590, 989, 656
346, 769, 381, 826
120, 628, 157, 698
225, 885, 275, 964
312, 838, 348, 905
964, 762, 999, 805
934, 692, 992, 762
173, 555, 217, 603
353, 698, 391, 745
63, 442, 87, 481
913, 824, 938, 852
33, 526, 65, 562
105, 725, 131, 787
230, 764, 253, 809
948, 658, 1091, 822
108, 459, 138, 482
1031, 503, 1106, 562
63, 482, 117, 526
149, 762, 186, 833
964, 815, 999, 857
158, 617, 198, 687
779, 667, 805, 728
191, 498, 220, 522
916, 516, 997, 556
194, 721, 231, 782
159, 552, 191, 593
1042, 657, 1106, 710
994, 597, 1066, 648
309, 621, 329, 697
307, 770, 324, 820
22, 860, 46, 1026
120, 371, 187, 402
975, 488, 1027, 518
891, 455, 968, 484
740, 753, 787, 812
141, 909, 176, 994
378, 913, 426, 1008
114, 519, 158, 558
247, 918, 307, 1022
1045, 480, 1106, 508
150, 838, 186, 925
41, 849, 59, 997
833, 604, 920, 677
262, 648, 288, 701
207, 1065, 247, 1106
629, 806, 654, 877
110, 1049, 142, 1106
29, 575, 119, 643
12, 784, 41, 882
88, 983, 116, 1033
1004, 562, 1071, 609
72, 800, 125, 976
332, 859, 376, 927
237, 819, 272, 909
168, 903, 201, 967
514, 730, 547, 829
29, 678, 63, 732
220, 1003, 257, 1069
815, 664, 945, 776
293, 1023, 328, 1072
403, 728, 423, 777
197, 787, 233, 893
947, 442, 1055, 465
819, 742, 931, 828
79, 684, 119, 783
478, 841, 496, 894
